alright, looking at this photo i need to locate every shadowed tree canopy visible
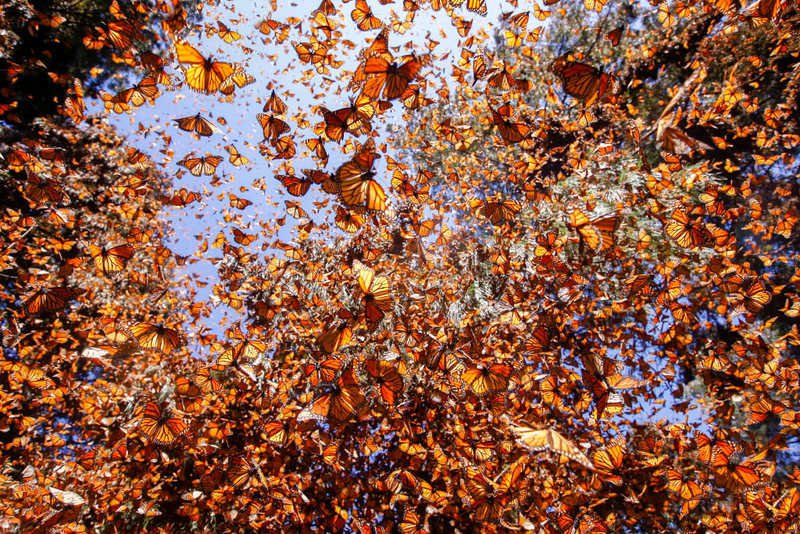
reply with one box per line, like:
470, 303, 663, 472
1, 0, 800, 532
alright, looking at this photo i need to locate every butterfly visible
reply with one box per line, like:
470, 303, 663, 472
354, 262, 392, 322
510, 424, 594, 469
10, 364, 53, 389
195, 367, 222, 394
461, 362, 513, 395
335, 206, 366, 233
137, 401, 188, 445
23, 286, 84, 315
129, 322, 182, 354
178, 154, 222, 176
713, 454, 761, 490
86, 243, 135, 275
227, 456, 266, 488
721, 274, 771, 315
216, 339, 266, 368
665, 469, 704, 500
665, 209, 707, 248
491, 103, 530, 143
174, 113, 219, 136
318, 319, 353, 353
174, 377, 203, 414
568, 207, 619, 251
175, 41, 235, 94
466, 0, 488, 16
225, 145, 250, 167
219, 69, 256, 95
605, 26, 623, 46
336, 141, 387, 211
122, 75, 159, 107
581, 354, 643, 419
297, 367, 366, 425
257, 113, 291, 142
549, 54, 613, 107
470, 197, 521, 225
463, 466, 509, 521
260, 419, 294, 445
363, 55, 422, 100
364, 359, 404, 404
213, 21, 241, 43
351, 0, 383, 31
592, 437, 626, 485
304, 356, 345, 387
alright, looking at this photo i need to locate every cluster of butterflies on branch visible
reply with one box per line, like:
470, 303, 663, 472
2, 0, 800, 531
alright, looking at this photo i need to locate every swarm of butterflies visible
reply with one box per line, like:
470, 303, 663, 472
2, 0, 800, 531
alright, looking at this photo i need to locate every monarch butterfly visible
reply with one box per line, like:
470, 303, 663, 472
260, 419, 294, 445
461, 470, 506, 521
592, 437, 626, 486
722, 275, 771, 315
491, 103, 530, 144
25, 174, 66, 205
200, 469, 223, 493
175, 41, 235, 94
355, 263, 392, 322
363, 55, 421, 100
122, 75, 159, 107
454, 433, 494, 463
318, 319, 353, 353
63, 78, 85, 123
78, 449, 97, 470
364, 359, 404, 404
127, 147, 149, 164
174, 377, 203, 414
665, 209, 707, 248
511, 424, 594, 468
129, 322, 182, 354
293, 40, 329, 65
568, 207, 619, 251
23, 286, 84, 315
195, 367, 222, 394
399, 510, 427, 534
178, 154, 222, 176
584, 0, 606, 11
625, 274, 653, 297
665, 469, 704, 500
713, 454, 761, 490
523, 325, 550, 354
605, 26, 623, 46
216, 339, 267, 369
86, 244, 135, 275
336, 141, 387, 211
581, 354, 643, 418
461, 362, 513, 395
469, 197, 522, 225
227, 456, 265, 488
105, 19, 136, 49
219, 69, 256, 96
174, 113, 218, 137
160, 188, 202, 207
335, 206, 366, 233
225, 145, 250, 167
257, 113, 291, 142
10, 364, 53, 389
276, 173, 312, 197
213, 21, 241, 43
137, 401, 188, 445
305, 356, 345, 387
351, 0, 383, 30
297, 367, 366, 425
550, 54, 613, 107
